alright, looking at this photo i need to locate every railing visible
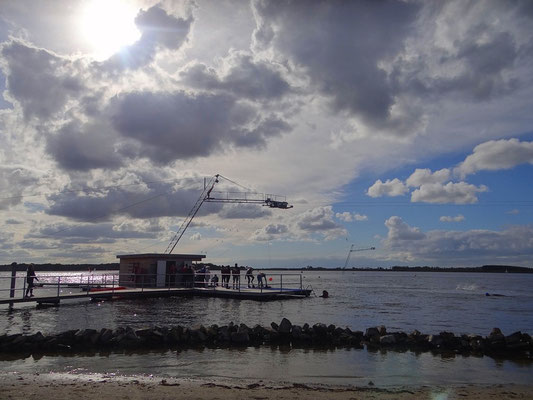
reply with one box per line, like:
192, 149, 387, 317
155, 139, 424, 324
0, 271, 305, 304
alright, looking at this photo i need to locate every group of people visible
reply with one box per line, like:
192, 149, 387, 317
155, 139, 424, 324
209, 264, 269, 289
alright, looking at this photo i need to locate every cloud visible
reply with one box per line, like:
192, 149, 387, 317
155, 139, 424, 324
411, 182, 488, 204
0, 40, 84, 121
5, 218, 23, 224
46, 176, 224, 222
455, 138, 533, 178
189, 232, 202, 241
252, 0, 420, 127
110, 90, 291, 164
180, 51, 291, 101
295, 206, 346, 240
506, 209, 520, 215
252, 223, 289, 241
0, 166, 40, 209
218, 203, 272, 219
440, 214, 465, 222
30, 221, 160, 242
367, 178, 408, 198
385, 216, 425, 243
406, 168, 451, 187
252, 206, 346, 241
101, 5, 193, 71
384, 216, 533, 265
46, 120, 123, 171
336, 212, 368, 222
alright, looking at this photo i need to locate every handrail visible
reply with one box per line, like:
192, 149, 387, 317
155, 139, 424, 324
0, 271, 305, 302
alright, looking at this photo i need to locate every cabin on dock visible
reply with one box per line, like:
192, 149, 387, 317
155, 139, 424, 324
116, 253, 205, 288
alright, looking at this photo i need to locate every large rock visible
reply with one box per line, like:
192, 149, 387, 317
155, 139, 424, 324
380, 335, 396, 345
489, 328, 505, 341
505, 331, 522, 345
218, 326, 231, 342
99, 328, 114, 344
231, 331, 250, 344
291, 325, 302, 339
278, 318, 292, 334
365, 327, 380, 339
428, 334, 443, 347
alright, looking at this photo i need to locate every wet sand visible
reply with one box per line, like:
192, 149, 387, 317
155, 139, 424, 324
1, 373, 532, 400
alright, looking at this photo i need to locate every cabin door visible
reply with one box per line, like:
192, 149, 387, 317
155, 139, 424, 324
156, 260, 166, 287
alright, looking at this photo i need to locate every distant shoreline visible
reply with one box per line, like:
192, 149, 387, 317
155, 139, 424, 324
0, 263, 531, 273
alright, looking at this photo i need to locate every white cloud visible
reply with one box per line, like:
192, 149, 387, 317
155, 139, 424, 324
411, 182, 488, 204
384, 216, 533, 266
455, 138, 533, 178
336, 212, 368, 222
189, 232, 202, 241
406, 168, 451, 187
440, 214, 465, 222
252, 206, 346, 242
506, 209, 520, 215
385, 216, 425, 243
251, 223, 289, 241
367, 178, 408, 198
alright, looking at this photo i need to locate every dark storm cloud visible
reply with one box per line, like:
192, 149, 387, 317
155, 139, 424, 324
30, 223, 157, 242
180, 52, 291, 101
101, 5, 192, 71
46, 178, 224, 222
252, 0, 420, 125
0, 40, 84, 121
110, 90, 290, 164
395, 30, 521, 102
46, 121, 123, 171
47, 121, 122, 171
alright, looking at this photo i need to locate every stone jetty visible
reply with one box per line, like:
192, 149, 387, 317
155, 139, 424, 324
1, 319, 531, 361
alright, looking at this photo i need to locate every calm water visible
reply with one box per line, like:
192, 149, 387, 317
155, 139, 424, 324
1, 270, 532, 386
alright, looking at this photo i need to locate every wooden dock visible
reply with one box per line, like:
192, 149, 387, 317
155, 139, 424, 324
0, 286, 312, 307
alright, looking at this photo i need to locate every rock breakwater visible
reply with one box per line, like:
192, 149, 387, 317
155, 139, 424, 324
1, 319, 531, 360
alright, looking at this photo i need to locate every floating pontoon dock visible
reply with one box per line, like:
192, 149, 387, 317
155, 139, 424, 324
0, 272, 311, 307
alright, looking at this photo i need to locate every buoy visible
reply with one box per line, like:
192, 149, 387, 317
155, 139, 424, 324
269, 277, 273, 281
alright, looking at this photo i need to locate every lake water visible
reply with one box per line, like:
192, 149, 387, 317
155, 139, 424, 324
1, 270, 532, 387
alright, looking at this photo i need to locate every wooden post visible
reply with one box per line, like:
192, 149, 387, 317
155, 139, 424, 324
9, 262, 17, 307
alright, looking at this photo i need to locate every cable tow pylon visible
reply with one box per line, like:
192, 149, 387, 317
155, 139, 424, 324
164, 175, 220, 254
165, 174, 292, 254
344, 245, 376, 268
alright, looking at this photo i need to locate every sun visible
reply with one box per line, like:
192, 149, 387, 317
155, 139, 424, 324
80, 0, 141, 61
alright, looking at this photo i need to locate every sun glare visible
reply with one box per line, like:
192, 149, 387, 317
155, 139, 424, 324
80, 0, 141, 61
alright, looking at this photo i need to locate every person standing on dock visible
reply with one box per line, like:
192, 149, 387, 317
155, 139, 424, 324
221, 265, 230, 288
231, 263, 240, 289
257, 272, 266, 288
24, 264, 38, 298
245, 266, 255, 288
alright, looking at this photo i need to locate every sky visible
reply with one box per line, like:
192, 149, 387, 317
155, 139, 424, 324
1, 0, 533, 268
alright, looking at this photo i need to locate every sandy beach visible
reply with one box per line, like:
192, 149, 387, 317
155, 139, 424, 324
1, 372, 532, 400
